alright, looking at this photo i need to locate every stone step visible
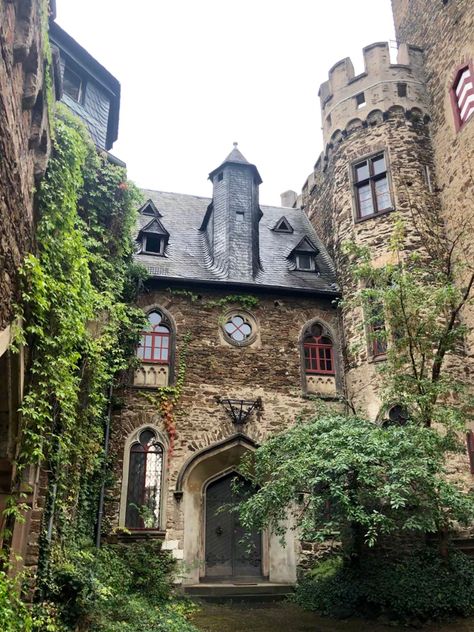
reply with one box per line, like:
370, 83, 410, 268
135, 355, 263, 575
183, 582, 294, 603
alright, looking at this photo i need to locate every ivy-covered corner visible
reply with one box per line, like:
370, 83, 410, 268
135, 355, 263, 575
6, 104, 147, 585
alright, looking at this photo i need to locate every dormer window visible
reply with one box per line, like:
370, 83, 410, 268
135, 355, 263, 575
137, 212, 170, 257
144, 235, 165, 255
289, 237, 319, 273
296, 253, 316, 271
273, 217, 294, 233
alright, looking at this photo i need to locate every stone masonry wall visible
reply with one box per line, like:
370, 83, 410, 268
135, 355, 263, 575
105, 287, 342, 560
304, 109, 439, 419
392, 0, 474, 354
0, 0, 52, 333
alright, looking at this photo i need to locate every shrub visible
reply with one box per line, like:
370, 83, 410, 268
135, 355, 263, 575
295, 548, 474, 623
40, 540, 199, 631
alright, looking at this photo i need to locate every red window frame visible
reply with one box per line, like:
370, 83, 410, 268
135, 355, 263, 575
450, 62, 474, 132
304, 335, 335, 375
139, 326, 170, 364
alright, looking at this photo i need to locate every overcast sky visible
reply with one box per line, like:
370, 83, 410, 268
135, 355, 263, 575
56, 0, 396, 207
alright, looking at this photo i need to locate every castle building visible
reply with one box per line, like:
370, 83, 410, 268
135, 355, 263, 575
107, 145, 341, 586
105, 0, 474, 588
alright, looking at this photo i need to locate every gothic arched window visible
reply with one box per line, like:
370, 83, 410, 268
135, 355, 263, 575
303, 323, 335, 375
125, 428, 164, 529
137, 311, 171, 364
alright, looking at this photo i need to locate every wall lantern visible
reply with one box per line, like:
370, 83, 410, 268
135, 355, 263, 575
215, 396, 263, 426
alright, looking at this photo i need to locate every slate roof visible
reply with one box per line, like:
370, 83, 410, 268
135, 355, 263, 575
135, 189, 338, 295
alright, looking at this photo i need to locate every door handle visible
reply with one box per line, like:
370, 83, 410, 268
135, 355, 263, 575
215, 526, 223, 536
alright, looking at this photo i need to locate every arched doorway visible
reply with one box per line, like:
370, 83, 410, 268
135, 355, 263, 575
205, 472, 262, 579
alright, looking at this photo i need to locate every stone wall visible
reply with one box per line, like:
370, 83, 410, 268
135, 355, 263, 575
0, 0, 53, 332
391, 0, 474, 354
0, 0, 54, 578
105, 287, 342, 573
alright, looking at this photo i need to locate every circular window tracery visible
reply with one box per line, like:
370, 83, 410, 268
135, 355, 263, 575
222, 312, 257, 347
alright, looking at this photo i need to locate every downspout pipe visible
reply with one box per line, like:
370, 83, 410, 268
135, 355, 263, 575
95, 383, 113, 548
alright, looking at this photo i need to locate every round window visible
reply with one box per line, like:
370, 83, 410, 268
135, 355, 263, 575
222, 312, 257, 347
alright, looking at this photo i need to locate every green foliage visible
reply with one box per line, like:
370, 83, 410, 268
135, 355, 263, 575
296, 549, 474, 623
343, 217, 474, 429
9, 105, 145, 545
40, 541, 198, 632
238, 411, 474, 550
0, 569, 64, 632
166, 288, 259, 311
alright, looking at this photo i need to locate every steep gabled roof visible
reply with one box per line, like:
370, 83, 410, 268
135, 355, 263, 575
135, 190, 338, 295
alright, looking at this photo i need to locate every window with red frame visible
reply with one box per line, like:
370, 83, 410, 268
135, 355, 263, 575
451, 63, 474, 131
303, 323, 335, 375
125, 428, 163, 529
137, 311, 170, 364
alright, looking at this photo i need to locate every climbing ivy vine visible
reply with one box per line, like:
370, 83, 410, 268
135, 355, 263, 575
142, 332, 192, 458
9, 105, 146, 550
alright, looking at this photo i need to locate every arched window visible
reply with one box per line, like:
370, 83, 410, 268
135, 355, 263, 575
303, 323, 335, 375
125, 428, 164, 529
137, 311, 170, 364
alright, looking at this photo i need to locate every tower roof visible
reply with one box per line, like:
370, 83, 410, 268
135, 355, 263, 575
208, 143, 262, 184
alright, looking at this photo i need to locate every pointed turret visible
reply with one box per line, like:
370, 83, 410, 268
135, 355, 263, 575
203, 144, 262, 281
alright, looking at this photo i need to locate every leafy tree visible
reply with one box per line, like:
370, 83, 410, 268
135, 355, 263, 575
238, 411, 474, 562
238, 215, 474, 561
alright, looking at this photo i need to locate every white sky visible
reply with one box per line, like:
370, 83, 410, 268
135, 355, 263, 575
56, 0, 396, 207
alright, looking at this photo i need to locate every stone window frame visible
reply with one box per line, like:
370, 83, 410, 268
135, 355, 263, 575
220, 309, 259, 348
450, 61, 474, 133
350, 149, 395, 224
119, 424, 169, 533
299, 318, 342, 396
134, 305, 177, 386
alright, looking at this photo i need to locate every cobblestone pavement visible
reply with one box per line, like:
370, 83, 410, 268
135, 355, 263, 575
191, 602, 474, 632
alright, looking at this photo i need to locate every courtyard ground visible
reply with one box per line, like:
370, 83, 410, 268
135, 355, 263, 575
191, 601, 474, 632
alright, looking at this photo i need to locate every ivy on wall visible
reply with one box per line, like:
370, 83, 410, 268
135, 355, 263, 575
9, 105, 146, 553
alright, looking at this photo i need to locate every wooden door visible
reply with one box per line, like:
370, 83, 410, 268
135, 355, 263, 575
205, 472, 262, 579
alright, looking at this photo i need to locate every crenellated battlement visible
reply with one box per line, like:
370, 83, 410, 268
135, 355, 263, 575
319, 42, 430, 146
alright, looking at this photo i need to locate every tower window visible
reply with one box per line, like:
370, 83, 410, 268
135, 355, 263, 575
217, 172, 224, 181
353, 153, 392, 219
451, 63, 474, 131
397, 82, 407, 98
355, 92, 366, 108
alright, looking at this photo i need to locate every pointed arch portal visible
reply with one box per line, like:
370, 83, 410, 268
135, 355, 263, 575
177, 433, 296, 585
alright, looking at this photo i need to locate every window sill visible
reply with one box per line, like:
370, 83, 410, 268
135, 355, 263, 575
355, 207, 394, 224
108, 530, 166, 544
368, 353, 387, 364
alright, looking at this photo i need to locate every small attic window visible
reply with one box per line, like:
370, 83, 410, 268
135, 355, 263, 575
217, 172, 224, 182
296, 253, 316, 271
273, 217, 294, 233
141, 202, 158, 216
63, 65, 84, 103
144, 235, 165, 255
355, 92, 366, 108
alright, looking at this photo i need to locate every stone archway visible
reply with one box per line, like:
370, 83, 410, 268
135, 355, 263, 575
177, 433, 297, 585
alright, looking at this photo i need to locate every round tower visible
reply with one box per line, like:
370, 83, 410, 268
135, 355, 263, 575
303, 42, 441, 420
